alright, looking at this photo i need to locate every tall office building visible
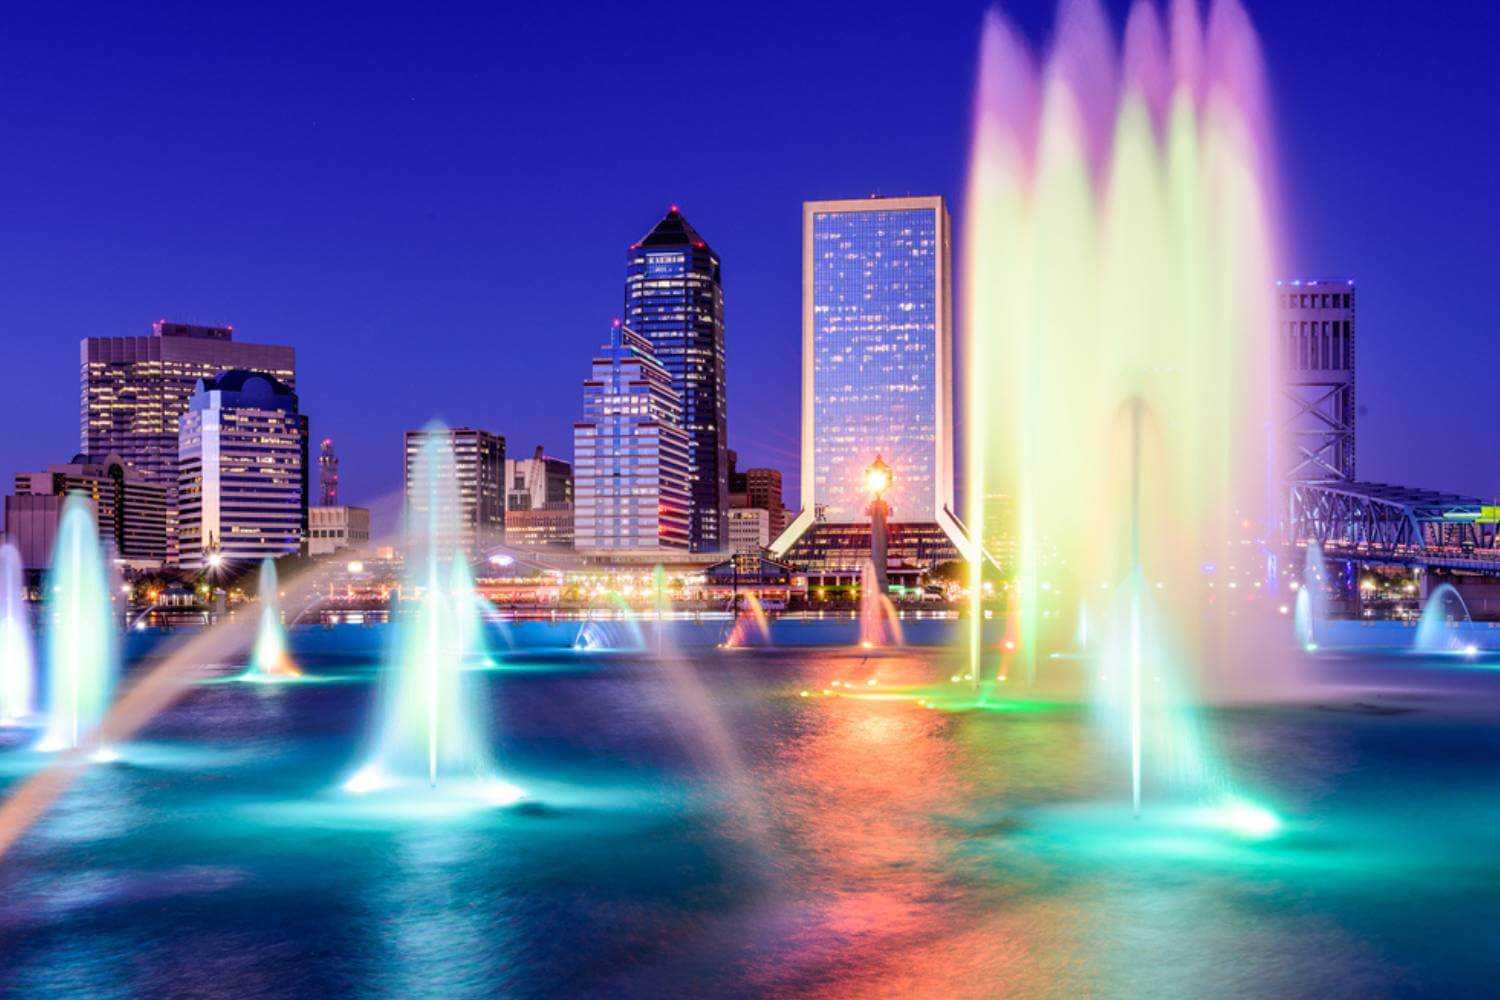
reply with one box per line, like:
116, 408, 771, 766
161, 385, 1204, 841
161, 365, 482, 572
573, 322, 691, 553
82, 321, 296, 486
6, 454, 170, 569
177, 371, 309, 570
1279, 279, 1356, 482
402, 427, 505, 555
82, 320, 295, 563
625, 207, 728, 553
771, 196, 965, 579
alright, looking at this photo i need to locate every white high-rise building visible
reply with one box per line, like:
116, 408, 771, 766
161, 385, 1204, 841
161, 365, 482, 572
177, 371, 307, 570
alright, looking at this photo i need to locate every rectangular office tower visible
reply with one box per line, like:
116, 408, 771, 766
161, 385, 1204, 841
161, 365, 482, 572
574, 322, 691, 554
1279, 279, 1356, 481
771, 196, 965, 582
403, 427, 506, 555
82, 321, 296, 487
177, 372, 309, 570
625, 208, 728, 553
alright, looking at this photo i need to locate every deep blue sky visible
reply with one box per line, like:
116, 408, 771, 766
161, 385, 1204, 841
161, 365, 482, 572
1, 1, 1496, 528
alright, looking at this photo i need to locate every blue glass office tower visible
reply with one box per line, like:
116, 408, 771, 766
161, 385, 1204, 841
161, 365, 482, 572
625, 208, 728, 553
772, 196, 966, 571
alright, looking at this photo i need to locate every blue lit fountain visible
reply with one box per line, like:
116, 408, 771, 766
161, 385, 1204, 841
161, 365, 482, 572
37, 495, 118, 754
344, 425, 520, 802
1294, 542, 1328, 652
1414, 583, 1474, 656
0, 542, 35, 725
245, 558, 300, 681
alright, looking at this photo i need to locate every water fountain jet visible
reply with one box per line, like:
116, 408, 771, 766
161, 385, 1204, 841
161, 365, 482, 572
0, 544, 35, 724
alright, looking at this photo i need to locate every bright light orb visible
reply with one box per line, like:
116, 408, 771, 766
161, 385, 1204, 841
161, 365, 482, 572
1212, 798, 1282, 839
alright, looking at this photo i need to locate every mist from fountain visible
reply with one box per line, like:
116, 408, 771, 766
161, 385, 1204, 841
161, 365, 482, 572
723, 593, 773, 648
0, 544, 35, 724
345, 425, 517, 802
963, 0, 1281, 821
574, 593, 646, 652
1414, 583, 1473, 656
37, 496, 118, 753
246, 558, 300, 680
1294, 542, 1328, 650
858, 561, 903, 649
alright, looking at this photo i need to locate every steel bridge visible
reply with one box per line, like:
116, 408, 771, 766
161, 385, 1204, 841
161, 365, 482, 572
1288, 481, 1500, 573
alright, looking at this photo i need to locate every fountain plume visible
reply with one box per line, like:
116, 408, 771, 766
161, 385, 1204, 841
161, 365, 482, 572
0, 543, 35, 724
246, 558, 299, 680
37, 496, 117, 753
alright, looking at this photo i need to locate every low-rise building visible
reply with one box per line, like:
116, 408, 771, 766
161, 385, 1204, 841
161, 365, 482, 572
308, 505, 371, 556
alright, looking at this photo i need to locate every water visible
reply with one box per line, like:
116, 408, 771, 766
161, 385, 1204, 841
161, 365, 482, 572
37, 495, 117, 753
1414, 583, 1473, 655
1, 628, 1498, 995
346, 426, 513, 799
246, 559, 299, 680
0, 544, 35, 724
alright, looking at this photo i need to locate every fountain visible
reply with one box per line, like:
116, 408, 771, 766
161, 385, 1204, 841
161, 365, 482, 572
858, 561, 903, 649
37, 495, 118, 753
963, 0, 1281, 817
722, 592, 772, 648
574, 593, 646, 652
1414, 583, 1473, 655
345, 425, 518, 802
1294, 542, 1328, 650
0, 543, 35, 724
245, 558, 300, 680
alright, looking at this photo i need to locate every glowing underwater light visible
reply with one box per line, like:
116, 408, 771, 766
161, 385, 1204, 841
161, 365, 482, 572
1207, 798, 1282, 840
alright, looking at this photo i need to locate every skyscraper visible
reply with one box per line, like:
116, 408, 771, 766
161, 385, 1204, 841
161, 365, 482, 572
772, 196, 965, 580
625, 207, 728, 553
573, 322, 691, 553
1279, 279, 1356, 482
402, 427, 506, 556
7, 454, 170, 569
177, 371, 308, 570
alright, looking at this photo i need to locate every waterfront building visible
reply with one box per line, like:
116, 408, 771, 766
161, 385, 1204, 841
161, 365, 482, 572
308, 505, 370, 557
771, 196, 966, 580
625, 207, 728, 552
319, 438, 340, 505
7, 453, 170, 569
178, 371, 308, 570
1279, 279, 1356, 482
403, 427, 505, 556
573, 321, 691, 554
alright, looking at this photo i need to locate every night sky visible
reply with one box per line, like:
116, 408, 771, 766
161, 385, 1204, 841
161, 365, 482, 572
1, 1, 1495, 530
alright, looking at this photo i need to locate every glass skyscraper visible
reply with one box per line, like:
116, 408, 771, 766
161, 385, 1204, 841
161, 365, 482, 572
625, 207, 728, 553
773, 196, 964, 565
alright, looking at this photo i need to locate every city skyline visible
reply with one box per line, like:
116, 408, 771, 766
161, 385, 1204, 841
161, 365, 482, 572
1, 1, 1496, 530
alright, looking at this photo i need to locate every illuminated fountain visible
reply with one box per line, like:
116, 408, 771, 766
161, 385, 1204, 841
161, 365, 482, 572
858, 562, 904, 649
345, 426, 519, 802
38, 495, 118, 754
1294, 542, 1328, 651
245, 558, 300, 681
1414, 583, 1474, 656
722, 593, 772, 648
574, 593, 645, 652
0, 543, 35, 724
963, 0, 1281, 819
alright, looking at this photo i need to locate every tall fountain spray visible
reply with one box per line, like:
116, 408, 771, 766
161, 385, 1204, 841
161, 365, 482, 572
38, 495, 118, 753
964, 0, 1280, 813
1295, 542, 1328, 650
0, 543, 35, 724
346, 425, 518, 801
858, 561, 904, 648
246, 558, 299, 680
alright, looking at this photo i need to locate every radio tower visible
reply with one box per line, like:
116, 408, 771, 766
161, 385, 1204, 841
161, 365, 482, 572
319, 438, 339, 506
